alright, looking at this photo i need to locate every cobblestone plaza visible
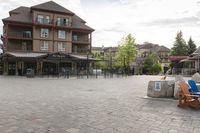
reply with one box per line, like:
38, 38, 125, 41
0, 75, 199, 133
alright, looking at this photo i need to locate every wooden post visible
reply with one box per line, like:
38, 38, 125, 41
3, 61, 8, 75
15, 60, 18, 76
21, 61, 24, 75
40, 61, 43, 75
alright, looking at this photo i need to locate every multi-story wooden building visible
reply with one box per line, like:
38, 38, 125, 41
1, 1, 94, 75
133, 43, 170, 74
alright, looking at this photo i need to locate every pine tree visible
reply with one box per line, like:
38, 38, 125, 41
171, 31, 188, 56
187, 37, 196, 55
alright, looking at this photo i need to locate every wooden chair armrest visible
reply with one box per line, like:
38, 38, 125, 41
191, 92, 200, 94
184, 94, 200, 98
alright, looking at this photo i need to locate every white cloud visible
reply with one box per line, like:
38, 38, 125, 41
1, 0, 200, 48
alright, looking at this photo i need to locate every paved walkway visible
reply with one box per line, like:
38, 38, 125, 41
0, 75, 199, 133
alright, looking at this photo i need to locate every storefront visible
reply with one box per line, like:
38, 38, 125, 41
3, 52, 96, 76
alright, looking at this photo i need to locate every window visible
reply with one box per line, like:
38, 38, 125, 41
44, 16, 50, 24
37, 15, 50, 24
40, 41, 48, 51
58, 30, 65, 39
73, 35, 78, 41
57, 17, 69, 26
57, 18, 61, 26
41, 28, 48, 38
63, 18, 69, 26
37, 15, 43, 23
57, 42, 65, 51
22, 31, 31, 38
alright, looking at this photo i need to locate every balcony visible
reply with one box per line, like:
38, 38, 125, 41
72, 44, 89, 54
72, 35, 90, 44
7, 40, 33, 52
8, 31, 32, 40
35, 18, 53, 25
56, 20, 72, 27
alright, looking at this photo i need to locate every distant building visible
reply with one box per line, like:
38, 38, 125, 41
133, 42, 170, 74
91, 46, 118, 57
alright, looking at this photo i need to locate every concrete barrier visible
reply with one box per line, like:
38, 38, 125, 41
147, 80, 175, 98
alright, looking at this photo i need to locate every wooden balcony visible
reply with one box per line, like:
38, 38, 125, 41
72, 35, 90, 44
7, 31, 32, 40
34, 18, 53, 27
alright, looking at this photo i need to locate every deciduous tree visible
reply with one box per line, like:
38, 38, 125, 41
115, 34, 137, 70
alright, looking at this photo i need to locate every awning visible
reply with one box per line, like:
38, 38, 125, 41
3, 52, 101, 61
4, 52, 48, 58
180, 58, 194, 62
169, 56, 188, 62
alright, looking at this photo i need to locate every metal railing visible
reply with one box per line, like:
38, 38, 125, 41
36, 18, 52, 25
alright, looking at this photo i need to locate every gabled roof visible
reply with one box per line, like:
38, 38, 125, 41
2, 1, 94, 31
3, 6, 32, 23
72, 15, 94, 31
31, 1, 74, 15
136, 43, 170, 52
9, 6, 29, 14
191, 46, 200, 56
157, 46, 170, 52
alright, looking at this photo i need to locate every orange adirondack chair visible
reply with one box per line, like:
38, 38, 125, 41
178, 81, 200, 109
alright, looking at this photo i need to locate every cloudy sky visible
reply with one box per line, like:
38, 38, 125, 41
1, 0, 200, 48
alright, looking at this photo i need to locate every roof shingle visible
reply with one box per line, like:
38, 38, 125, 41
31, 1, 74, 15
3, 7, 32, 23
2, 1, 94, 31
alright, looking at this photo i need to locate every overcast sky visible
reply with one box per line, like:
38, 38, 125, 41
1, 0, 200, 48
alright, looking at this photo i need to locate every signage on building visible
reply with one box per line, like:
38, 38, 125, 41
47, 53, 71, 60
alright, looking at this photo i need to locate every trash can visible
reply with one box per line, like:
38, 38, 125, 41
26, 68, 35, 78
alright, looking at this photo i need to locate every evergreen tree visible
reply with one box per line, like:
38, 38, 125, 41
171, 31, 188, 56
187, 37, 196, 55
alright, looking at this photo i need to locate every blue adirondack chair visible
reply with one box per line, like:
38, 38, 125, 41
188, 80, 200, 96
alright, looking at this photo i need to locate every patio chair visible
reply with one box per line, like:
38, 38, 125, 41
188, 80, 200, 96
178, 81, 200, 109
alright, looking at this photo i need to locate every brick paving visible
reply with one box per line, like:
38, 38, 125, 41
0, 75, 199, 133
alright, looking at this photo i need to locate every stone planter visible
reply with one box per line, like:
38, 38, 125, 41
147, 80, 175, 98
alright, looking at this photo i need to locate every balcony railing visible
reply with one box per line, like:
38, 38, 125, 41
36, 18, 53, 25
56, 21, 71, 27
8, 31, 32, 39
73, 48, 88, 54
72, 37, 90, 43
